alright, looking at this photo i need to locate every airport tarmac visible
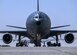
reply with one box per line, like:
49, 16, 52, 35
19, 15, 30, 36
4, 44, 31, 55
0, 47, 77, 55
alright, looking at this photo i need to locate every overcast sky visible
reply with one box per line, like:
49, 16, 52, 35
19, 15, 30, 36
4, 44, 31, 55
0, 0, 77, 47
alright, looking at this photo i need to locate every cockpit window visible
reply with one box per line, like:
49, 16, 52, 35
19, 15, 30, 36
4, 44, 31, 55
35, 16, 38, 18
34, 15, 43, 18
34, 13, 39, 18
34, 13, 43, 18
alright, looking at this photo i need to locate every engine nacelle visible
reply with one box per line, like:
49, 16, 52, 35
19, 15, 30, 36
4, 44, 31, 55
64, 33, 74, 44
3, 34, 12, 44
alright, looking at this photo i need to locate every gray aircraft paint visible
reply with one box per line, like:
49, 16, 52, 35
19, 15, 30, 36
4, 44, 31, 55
26, 11, 51, 39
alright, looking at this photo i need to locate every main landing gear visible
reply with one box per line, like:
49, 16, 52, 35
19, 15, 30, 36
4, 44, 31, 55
15, 34, 41, 47
47, 42, 61, 47
47, 35, 61, 47
16, 35, 28, 47
16, 35, 22, 47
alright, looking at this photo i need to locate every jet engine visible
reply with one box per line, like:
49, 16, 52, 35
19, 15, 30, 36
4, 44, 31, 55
64, 33, 74, 44
3, 34, 12, 44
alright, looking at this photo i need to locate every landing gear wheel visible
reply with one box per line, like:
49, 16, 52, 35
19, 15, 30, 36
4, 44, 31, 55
16, 43, 20, 47
52, 43, 61, 47
57, 43, 61, 47
34, 42, 41, 46
53, 43, 56, 46
35, 44, 41, 46
16, 42, 24, 47
47, 42, 52, 46
34, 40, 41, 47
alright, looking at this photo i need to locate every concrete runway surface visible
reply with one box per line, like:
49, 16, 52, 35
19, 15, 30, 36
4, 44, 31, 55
0, 47, 77, 55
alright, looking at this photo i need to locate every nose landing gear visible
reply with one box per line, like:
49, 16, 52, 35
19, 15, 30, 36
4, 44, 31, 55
34, 34, 41, 47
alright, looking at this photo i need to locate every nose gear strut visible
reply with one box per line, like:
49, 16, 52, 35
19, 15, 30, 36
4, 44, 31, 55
34, 34, 41, 46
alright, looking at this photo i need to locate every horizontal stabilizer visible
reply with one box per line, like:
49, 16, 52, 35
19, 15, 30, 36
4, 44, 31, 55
51, 25, 70, 29
6, 25, 26, 29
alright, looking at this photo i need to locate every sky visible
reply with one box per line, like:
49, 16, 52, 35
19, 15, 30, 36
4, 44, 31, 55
0, 0, 77, 47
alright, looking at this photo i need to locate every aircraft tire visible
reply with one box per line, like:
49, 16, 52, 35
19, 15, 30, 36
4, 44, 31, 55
16, 42, 24, 47
57, 43, 61, 47
53, 43, 56, 46
16, 43, 20, 47
47, 42, 52, 46
35, 42, 41, 46
34, 41, 41, 47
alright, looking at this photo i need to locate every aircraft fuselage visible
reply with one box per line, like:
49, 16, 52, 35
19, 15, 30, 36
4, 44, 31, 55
26, 11, 51, 39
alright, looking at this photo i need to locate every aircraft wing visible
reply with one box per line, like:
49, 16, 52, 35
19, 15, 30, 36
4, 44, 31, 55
0, 31, 30, 37
49, 30, 77, 36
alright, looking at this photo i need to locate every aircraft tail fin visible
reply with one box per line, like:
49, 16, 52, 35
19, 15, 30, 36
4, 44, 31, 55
37, 0, 39, 11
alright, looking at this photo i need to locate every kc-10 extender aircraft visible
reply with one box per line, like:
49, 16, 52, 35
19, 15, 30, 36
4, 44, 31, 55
0, 0, 77, 47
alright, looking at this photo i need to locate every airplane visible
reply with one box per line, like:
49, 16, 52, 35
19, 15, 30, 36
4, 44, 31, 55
0, 0, 77, 47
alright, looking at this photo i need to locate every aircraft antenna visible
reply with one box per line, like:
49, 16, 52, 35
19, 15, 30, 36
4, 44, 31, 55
37, 0, 39, 11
